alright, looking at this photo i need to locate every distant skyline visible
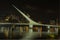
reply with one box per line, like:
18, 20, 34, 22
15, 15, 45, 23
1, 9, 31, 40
0, 0, 59, 24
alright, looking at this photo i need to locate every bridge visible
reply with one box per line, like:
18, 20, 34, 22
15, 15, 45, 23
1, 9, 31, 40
0, 4, 59, 40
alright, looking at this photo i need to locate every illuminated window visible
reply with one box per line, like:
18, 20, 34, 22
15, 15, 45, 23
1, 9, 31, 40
50, 27, 55, 33
33, 25, 42, 32
33, 26, 38, 32
19, 25, 29, 32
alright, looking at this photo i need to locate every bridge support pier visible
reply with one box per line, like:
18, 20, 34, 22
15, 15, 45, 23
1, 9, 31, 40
48, 26, 50, 33
29, 25, 33, 32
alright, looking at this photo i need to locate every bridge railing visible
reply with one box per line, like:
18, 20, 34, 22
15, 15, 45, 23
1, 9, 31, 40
0, 23, 59, 33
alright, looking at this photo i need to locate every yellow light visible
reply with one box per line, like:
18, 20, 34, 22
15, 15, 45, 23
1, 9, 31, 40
49, 34, 55, 38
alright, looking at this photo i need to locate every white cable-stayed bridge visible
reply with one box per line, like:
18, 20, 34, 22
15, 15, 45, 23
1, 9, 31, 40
0, 4, 59, 40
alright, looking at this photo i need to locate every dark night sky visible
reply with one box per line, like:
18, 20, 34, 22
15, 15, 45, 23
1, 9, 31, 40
0, 0, 59, 23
